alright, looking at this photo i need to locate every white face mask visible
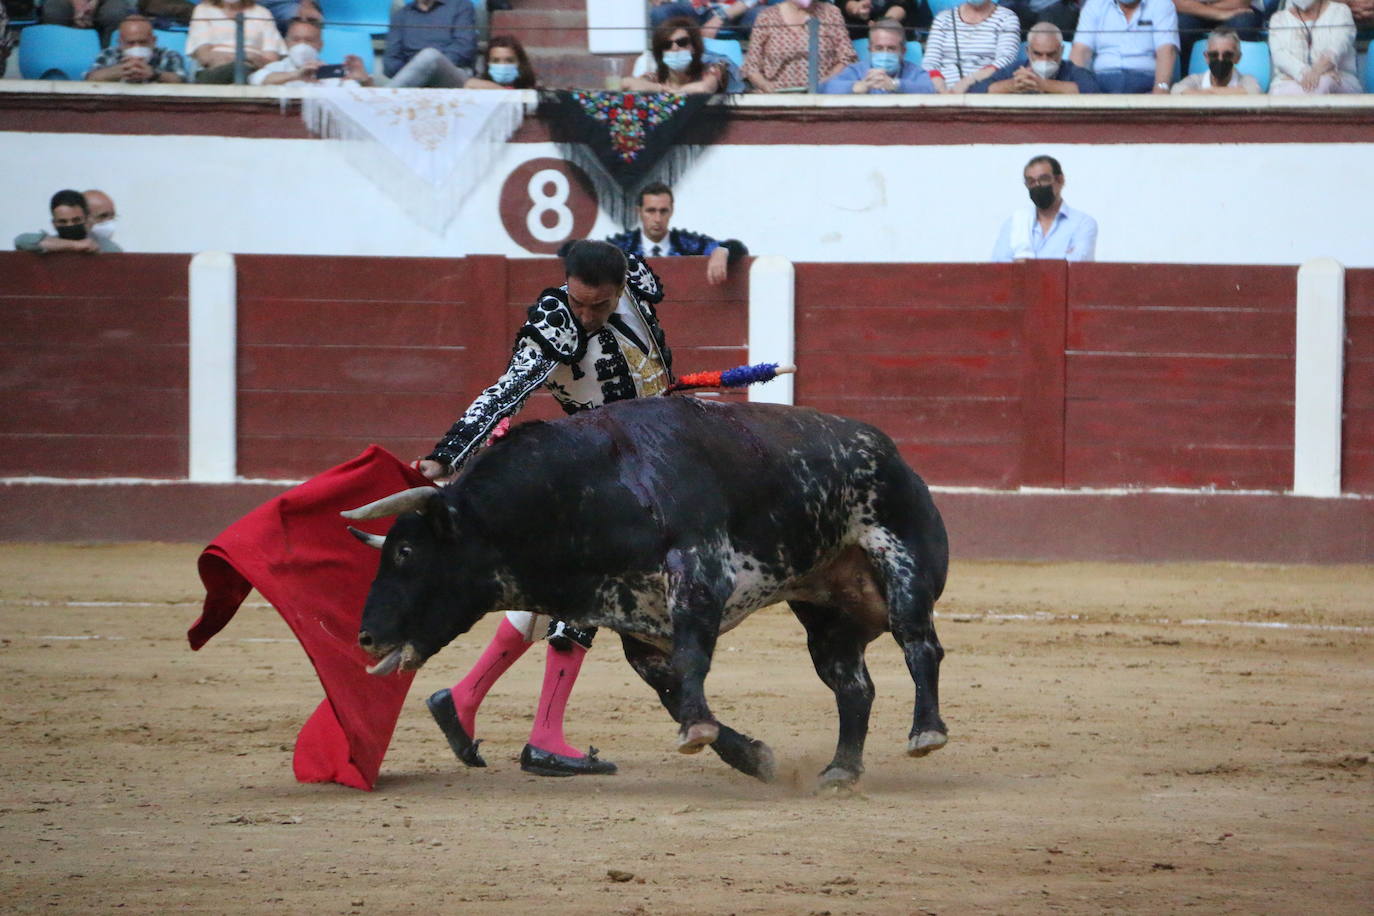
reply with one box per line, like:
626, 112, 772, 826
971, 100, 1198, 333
1288, 0, 1316, 9
122, 45, 153, 61
90, 219, 118, 241
1030, 59, 1058, 79
288, 42, 320, 68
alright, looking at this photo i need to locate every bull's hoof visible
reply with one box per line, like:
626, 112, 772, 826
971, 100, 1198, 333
907, 730, 948, 757
817, 765, 860, 791
752, 742, 777, 783
677, 721, 720, 754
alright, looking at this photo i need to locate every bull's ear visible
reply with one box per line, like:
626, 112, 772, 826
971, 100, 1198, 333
424, 491, 459, 541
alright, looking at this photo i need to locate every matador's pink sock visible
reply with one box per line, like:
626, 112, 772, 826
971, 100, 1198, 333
451, 616, 530, 735
528, 642, 590, 758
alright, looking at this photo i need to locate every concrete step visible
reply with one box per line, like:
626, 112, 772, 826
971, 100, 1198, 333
530, 49, 638, 90
491, 9, 591, 50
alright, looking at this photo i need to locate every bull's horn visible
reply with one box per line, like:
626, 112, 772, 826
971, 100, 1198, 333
340, 486, 436, 520
347, 526, 386, 550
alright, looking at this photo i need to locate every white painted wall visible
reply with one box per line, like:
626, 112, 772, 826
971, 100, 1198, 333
3, 131, 1371, 266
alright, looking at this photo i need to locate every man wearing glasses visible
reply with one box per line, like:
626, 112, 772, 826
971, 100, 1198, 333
991, 155, 1098, 263
1171, 28, 1262, 94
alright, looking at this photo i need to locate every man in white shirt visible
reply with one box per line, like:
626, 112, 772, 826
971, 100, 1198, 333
1170, 27, 1262, 94
1070, 0, 1179, 93
251, 18, 374, 86
992, 155, 1098, 263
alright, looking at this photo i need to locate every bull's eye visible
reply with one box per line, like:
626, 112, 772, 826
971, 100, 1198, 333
395, 545, 413, 564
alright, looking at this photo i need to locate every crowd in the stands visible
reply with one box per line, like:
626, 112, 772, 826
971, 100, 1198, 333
1, 0, 1370, 94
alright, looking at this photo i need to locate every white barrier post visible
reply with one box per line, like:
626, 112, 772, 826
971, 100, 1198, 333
748, 256, 795, 406
188, 252, 237, 482
1292, 257, 1345, 497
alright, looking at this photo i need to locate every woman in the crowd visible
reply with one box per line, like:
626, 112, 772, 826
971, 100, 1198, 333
1268, 0, 1360, 95
742, 0, 857, 92
922, 0, 1020, 93
836, 0, 913, 42
187, 0, 285, 83
464, 35, 539, 89
623, 17, 737, 92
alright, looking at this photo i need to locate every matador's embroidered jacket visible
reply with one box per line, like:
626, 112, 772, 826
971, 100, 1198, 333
426, 254, 674, 471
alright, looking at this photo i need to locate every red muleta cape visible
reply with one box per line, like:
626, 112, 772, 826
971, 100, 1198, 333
188, 445, 432, 790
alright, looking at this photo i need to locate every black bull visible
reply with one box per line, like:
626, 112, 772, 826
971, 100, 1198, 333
346, 397, 949, 789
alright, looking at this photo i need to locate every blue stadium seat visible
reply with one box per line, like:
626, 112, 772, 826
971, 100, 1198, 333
702, 36, 744, 69
321, 0, 392, 36
154, 29, 188, 56
1187, 39, 1271, 92
321, 27, 375, 74
17, 24, 101, 80
1364, 50, 1374, 92
852, 37, 924, 68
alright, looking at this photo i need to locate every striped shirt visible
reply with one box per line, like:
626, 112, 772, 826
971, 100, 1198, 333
923, 4, 1021, 81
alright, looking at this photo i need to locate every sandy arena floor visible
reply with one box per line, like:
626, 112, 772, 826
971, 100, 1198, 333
1, 543, 1370, 914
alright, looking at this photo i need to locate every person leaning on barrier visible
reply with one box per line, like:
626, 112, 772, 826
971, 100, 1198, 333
251, 17, 374, 84
623, 17, 730, 93
14, 190, 122, 255
187, 0, 286, 83
383, 0, 477, 88
922, 0, 1022, 94
1268, 0, 1361, 95
1070, 0, 1179, 94
81, 190, 122, 248
992, 155, 1097, 263
463, 34, 539, 88
972, 21, 1100, 93
1170, 27, 1261, 93
605, 182, 749, 286
821, 18, 936, 94
86, 14, 188, 83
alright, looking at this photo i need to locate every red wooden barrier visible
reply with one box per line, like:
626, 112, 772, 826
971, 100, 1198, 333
2, 253, 1368, 496
1344, 268, 1374, 493
0, 254, 190, 477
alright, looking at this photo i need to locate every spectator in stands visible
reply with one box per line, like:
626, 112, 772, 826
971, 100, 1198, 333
605, 182, 748, 286
384, 0, 477, 87
972, 21, 1100, 93
0, 4, 16, 77
999, 0, 1081, 37
1172, 0, 1262, 68
821, 19, 935, 93
1268, 0, 1360, 95
836, 0, 913, 41
257, 0, 321, 32
464, 35, 539, 88
624, 17, 729, 93
923, 0, 1021, 93
82, 189, 121, 247
1070, 0, 1178, 93
41, 0, 133, 45
1171, 26, 1261, 93
992, 155, 1097, 262
649, 0, 776, 39
251, 17, 374, 84
743, 0, 856, 92
14, 190, 122, 255
86, 14, 188, 83
188, 0, 286, 83
1330, 0, 1374, 27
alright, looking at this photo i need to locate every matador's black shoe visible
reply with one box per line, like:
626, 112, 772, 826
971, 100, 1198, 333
519, 744, 618, 777
426, 688, 486, 768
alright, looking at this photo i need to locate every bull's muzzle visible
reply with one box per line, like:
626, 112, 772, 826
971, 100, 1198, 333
357, 634, 425, 676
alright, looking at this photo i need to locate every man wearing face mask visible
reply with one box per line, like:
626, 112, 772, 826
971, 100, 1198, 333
250, 17, 374, 86
86, 14, 188, 83
992, 155, 1097, 263
14, 189, 122, 255
416, 241, 671, 777
1070, 0, 1179, 93
974, 22, 1100, 93
1171, 27, 1260, 94
81, 189, 123, 249
820, 20, 935, 94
